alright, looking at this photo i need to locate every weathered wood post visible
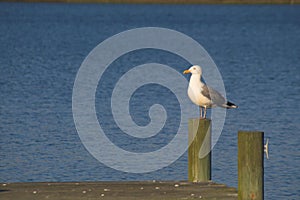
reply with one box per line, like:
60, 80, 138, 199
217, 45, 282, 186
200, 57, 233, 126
238, 131, 264, 200
188, 118, 211, 182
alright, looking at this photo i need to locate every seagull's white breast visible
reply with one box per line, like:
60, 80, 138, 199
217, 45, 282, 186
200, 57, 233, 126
187, 78, 212, 107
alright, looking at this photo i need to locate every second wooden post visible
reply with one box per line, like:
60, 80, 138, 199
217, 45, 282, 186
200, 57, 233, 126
188, 118, 211, 182
238, 131, 264, 200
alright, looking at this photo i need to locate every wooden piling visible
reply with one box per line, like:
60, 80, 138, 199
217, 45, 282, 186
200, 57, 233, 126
238, 131, 264, 200
188, 118, 211, 182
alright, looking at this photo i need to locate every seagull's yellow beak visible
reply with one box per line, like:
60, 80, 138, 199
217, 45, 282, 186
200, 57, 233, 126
183, 69, 191, 74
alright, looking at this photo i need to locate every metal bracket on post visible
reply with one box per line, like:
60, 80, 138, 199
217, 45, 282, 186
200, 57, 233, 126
264, 138, 269, 159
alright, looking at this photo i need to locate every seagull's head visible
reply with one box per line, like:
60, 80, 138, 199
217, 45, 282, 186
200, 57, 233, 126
183, 65, 202, 75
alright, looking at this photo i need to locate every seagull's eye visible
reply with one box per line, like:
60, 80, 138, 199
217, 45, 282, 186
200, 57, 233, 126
193, 67, 196, 70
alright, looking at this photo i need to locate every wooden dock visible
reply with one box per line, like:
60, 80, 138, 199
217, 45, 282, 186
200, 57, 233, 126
0, 181, 237, 200
0, 120, 265, 199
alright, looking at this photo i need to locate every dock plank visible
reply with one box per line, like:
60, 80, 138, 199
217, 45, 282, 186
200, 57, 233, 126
0, 181, 237, 200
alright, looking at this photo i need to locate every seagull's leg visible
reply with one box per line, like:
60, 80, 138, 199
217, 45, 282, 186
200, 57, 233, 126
199, 106, 202, 119
203, 106, 207, 119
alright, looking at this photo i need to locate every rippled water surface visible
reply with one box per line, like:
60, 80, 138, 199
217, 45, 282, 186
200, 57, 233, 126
0, 3, 299, 199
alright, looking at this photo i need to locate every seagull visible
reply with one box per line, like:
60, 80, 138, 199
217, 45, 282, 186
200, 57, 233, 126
183, 65, 237, 119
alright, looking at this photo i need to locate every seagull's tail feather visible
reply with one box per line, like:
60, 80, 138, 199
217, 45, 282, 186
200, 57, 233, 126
225, 101, 238, 109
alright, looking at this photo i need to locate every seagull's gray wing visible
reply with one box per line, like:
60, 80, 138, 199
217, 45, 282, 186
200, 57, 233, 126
201, 85, 211, 99
206, 86, 226, 106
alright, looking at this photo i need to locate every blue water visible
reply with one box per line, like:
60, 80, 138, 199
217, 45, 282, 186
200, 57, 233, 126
1, 3, 300, 199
